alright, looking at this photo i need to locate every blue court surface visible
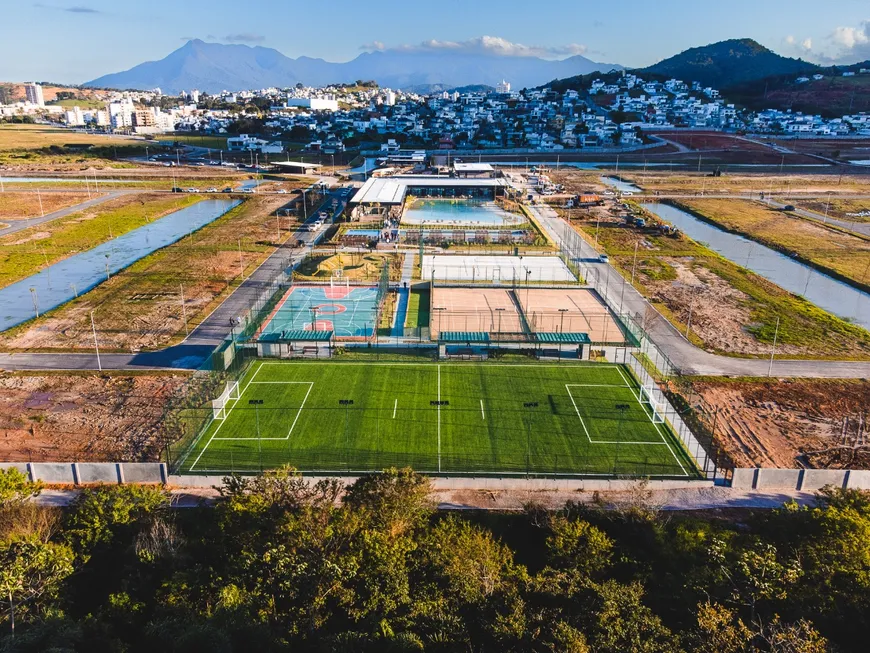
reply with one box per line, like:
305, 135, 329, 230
262, 286, 379, 338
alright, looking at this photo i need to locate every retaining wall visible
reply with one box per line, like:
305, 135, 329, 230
730, 468, 869, 491
5, 462, 167, 486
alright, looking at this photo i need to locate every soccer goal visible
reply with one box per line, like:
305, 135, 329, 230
638, 385, 666, 424
212, 381, 241, 420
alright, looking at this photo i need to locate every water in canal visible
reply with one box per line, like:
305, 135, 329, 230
0, 199, 241, 332
642, 202, 870, 330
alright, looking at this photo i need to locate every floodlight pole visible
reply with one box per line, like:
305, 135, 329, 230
630, 240, 639, 285
767, 316, 780, 378
523, 402, 538, 477
90, 310, 102, 371
180, 283, 189, 336
29, 287, 39, 318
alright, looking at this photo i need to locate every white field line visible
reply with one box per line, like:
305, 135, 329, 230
565, 383, 630, 388
213, 381, 314, 441
565, 383, 666, 446
189, 360, 266, 470
480, 399, 485, 420
393, 398, 397, 419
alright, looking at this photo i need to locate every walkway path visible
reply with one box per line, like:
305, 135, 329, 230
0, 191, 124, 237
527, 200, 870, 378
391, 254, 415, 338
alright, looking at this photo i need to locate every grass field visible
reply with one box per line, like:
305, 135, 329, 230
405, 288, 430, 328
0, 124, 140, 150
179, 361, 697, 477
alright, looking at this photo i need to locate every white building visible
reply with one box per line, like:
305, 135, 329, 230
109, 98, 135, 129
24, 83, 44, 107
384, 90, 396, 106
64, 106, 85, 126
496, 79, 511, 94
285, 97, 339, 111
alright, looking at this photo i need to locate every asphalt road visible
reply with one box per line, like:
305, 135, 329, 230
527, 199, 870, 379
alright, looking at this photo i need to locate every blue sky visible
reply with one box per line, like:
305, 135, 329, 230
2, 0, 868, 83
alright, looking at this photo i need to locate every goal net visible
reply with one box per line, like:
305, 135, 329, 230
638, 385, 666, 424
212, 381, 240, 420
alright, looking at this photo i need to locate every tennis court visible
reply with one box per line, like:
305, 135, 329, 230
261, 286, 379, 338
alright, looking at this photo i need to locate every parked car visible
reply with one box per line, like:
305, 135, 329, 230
205, 187, 218, 193
171, 187, 183, 193
222, 187, 233, 193
599, 253, 610, 263
276, 189, 288, 194
186, 188, 199, 193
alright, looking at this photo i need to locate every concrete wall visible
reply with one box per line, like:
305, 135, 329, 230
6, 462, 167, 486
731, 468, 868, 491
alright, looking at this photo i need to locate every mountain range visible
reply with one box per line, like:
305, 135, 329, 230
84, 40, 622, 94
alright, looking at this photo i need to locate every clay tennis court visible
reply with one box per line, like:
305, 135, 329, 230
516, 288, 626, 344
431, 287, 523, 338
430, 287, 626, 343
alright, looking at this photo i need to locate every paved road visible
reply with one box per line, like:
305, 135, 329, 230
527, 199, 870, 379
0, 182, 348, 372
0, 191, 125, 237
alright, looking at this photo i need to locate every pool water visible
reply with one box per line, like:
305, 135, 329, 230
402, 200, 523, 226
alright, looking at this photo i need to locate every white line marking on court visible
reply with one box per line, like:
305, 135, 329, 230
213, 381, 314, 441
480, 399, 485, 420
565, 384, 593, 442
615, 367, 632, 388
393, 399, 397, 419
565, 383, 631, 388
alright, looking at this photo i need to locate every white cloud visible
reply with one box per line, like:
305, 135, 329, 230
801, 38, 812, 51
360, 35, 588, 59
785, 35, 796, 45
819, 20, 870, 63
360, 41, 385, 51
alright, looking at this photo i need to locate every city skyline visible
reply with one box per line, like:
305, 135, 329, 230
1, 0, 868, 83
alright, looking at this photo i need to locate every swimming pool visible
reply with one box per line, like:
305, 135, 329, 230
402, 199, 524, 227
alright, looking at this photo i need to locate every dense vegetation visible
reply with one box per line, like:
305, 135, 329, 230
2, 467, 869, 651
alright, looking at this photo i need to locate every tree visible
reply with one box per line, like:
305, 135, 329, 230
0, 468, 41, 509
0, 540, 74, 635
343, 468, 432, 535
63, 484, 168, 562
546, 516, 613, 578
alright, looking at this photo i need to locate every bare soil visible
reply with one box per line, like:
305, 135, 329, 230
0, 373, 188, 462
0, 192, 95, 219
692, 379, 870, 469
647, 259, 801, 356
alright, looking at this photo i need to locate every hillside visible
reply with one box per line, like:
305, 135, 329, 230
723, 69, 870, 117
639, 38, 817, 87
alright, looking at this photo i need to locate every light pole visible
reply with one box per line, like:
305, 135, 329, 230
104, 254, 110, 281
29, 287, 39, 318
249, 399, 263, 472
523, 401, 538, 477
237, 238, 244, 279
70, 283, 77, 298
180, 283, 189, 336
339, 399, 354, 469
630, 240, 639, 285
90, 310, 102, 371
767, 316, 780, 377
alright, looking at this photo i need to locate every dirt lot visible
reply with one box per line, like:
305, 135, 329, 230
646, 258, 803, 357
690, 379, 870, 469
0, 195, 299, 351
0, 191, 95, 220
0, 372, 188, 462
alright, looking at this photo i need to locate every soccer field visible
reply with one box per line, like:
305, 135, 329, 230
179, 361, 698, 477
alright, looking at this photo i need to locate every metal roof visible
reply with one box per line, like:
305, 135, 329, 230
271, 161, 322, 169
535, 332, 591, 344
258, 329, 333, 342
453, 162, 494, 172
439, 331, 491, 343
350, 175, 508, 205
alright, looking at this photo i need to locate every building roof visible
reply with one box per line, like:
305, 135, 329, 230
258, 329, 333, 342
453, 162, 494, 173
439, 331, 490, 343
351, 175, 507, 205
271, 161, 323, 170
535, 332, 591, 344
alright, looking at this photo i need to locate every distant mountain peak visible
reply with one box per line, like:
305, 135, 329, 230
638, 38, 817, 87
84, 40, 622, 94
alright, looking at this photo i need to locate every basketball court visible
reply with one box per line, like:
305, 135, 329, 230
261, 286, 379, 338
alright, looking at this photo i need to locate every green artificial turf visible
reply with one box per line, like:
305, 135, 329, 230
179, 361, 697, 477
